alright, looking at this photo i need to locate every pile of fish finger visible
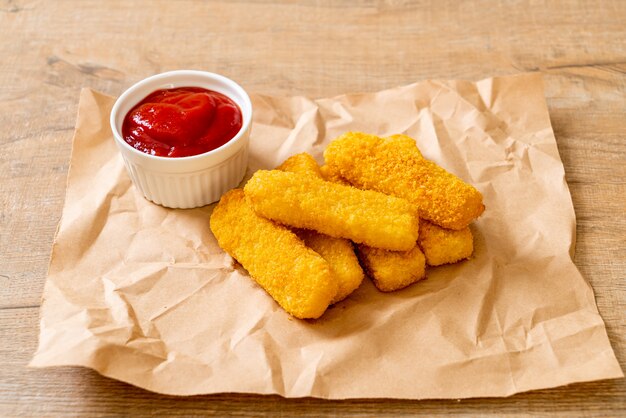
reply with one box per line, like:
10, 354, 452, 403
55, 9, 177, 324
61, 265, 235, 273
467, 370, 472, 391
210, 132, 485, 319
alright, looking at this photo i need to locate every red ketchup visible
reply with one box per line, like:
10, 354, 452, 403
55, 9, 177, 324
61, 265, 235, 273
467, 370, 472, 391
122, 87, 243, 157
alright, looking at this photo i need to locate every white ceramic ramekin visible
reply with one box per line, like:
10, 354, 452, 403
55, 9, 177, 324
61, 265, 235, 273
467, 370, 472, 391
110, 70, 252, 209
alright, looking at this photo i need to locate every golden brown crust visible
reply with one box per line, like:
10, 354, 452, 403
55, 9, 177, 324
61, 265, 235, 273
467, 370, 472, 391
276, 153, 323, 177
324, 132, 484, 230
296, 229, 363, 304
319, 164, 351, 185
244, 170, 419, 251
210, 189, 337, 319
276, 153, 364, 303
357, 245, 426, 292
417, 219, 473, 266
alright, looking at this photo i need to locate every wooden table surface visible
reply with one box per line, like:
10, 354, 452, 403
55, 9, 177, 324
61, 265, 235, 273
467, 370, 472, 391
1, 0, 624, 416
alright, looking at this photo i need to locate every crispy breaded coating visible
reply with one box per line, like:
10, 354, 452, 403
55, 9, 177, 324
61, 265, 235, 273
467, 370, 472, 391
319, 164, 350, 185
276, 153, 323, 177
324, 132, 484, 230
319, 158, 428, 290
210, 189, 337, 319
320, 135, 422, 184
244, 170, 419, 251
357, 245, 426, 292
383, 134, 424, 158
322, 136, 474, 266
418, 219, 473, 266
296, 229, 363, 304
277, 154, 364, 303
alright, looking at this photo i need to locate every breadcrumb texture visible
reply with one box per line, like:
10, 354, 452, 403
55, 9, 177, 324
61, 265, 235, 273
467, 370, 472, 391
297, 229, 364, 304
277, 154, 364, 303
277, 153, 322, 177
244, 170, 419, 251
319, 164, 350, 185
357, 245, 426, 292
418, 219, 474, 266
324, 132, 485, 230
320, 154, 427, 291
209, 189, 337, 319
383, 134, 424, 159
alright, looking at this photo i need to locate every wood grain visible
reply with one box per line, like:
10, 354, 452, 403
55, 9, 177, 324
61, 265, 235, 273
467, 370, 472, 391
1, 0, 624, 416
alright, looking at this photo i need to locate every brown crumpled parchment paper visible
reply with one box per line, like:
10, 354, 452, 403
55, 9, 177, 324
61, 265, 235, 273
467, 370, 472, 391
30, 73, 623, 398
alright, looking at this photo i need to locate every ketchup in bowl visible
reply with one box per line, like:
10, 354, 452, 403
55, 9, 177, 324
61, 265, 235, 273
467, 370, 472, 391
121, 87, 243, 157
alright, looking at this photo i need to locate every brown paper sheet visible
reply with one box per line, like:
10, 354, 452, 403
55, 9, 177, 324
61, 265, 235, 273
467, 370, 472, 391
30, 73, 623, 398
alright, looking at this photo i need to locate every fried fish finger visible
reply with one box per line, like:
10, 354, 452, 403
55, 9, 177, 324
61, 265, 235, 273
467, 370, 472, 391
383, 133, 424, 158
418, 219, 473, 266
296, 229, 363, 304
280, 153, 425, 293
277, 153, 364, 303
244, 170, 419, 251
210, 189, 337, 319
277, 152, 323, 178
319, 164, 350, 185
320, 133, 423, 184
357, 245, 426, 292
321, 140, 475, 265
324, 132, 484, 230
